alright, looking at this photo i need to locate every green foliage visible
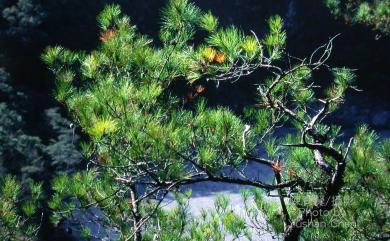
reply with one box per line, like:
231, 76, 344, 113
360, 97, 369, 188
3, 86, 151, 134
255, 193, 285, 234
0, 175, 43, 241
194, 107, 249, 167
97, 4, 122, 30
181, 194, 251, 241
243, 108, 272, 135
207, 26, 244, 60
160, 0, 201, 45
81, 227, 92, 241
263, 15, 286, 60
333, 67, 356, 90
241, 36, 261, 59
300, 126, 390, 240
199, 11, 219, 32
0, 67, 80, 240
324, 0, 390, 35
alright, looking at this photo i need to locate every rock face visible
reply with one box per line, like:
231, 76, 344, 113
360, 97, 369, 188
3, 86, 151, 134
59, 202, 120, 241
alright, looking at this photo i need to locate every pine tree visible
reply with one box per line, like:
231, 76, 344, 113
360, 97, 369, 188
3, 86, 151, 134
1, 0, 46, 42
43, 0, 390, 240
43, 107, 82, 174
324, 0, 390, 35
0, 175, 43, 241
0, 68, 44, 180
0, 67, 81, 181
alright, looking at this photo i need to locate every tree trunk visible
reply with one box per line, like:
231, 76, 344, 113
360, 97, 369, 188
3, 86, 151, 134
275, 171, 291, 230
130, 185, 142, 241
283, 161, 346, 241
